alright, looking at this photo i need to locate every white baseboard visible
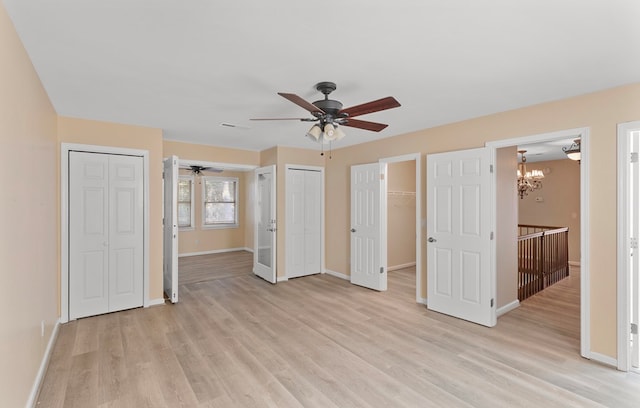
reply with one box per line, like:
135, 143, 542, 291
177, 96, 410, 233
496, 299, 520, 317
569, 261, 581, 267
586, 351, 617, 368
27, 319, 60, 408
417, 297, 428, 305
387, 262, 417, 272
324, 269, 349, 280
147, 298, 166, 307
277, 276, 289, 282
178, 247, 252, 257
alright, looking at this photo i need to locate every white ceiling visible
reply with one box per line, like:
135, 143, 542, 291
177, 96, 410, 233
4, 1, 640, 153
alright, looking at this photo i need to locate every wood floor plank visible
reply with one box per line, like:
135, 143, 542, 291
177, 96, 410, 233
37, 252, 640, 407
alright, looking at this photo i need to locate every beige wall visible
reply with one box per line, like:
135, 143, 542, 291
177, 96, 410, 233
325, 83, 640, 358
387, 161, 416, 269
163, 139, 260, 166
496, 147, 518, 309
518, 158, 581, 263
0, 4, 58, 407
57, 116, 165, 301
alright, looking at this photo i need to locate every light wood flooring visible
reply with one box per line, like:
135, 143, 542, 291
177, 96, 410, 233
37, 252, 640, 407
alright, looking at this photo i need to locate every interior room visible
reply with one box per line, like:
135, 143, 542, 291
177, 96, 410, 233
2, 1, 640, 407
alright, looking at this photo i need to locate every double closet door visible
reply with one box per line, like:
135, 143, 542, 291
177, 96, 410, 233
69, 151, 144, 319
286, 168, 322, 279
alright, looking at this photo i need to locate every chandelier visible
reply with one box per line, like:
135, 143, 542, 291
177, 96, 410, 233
517, 150, 544, 199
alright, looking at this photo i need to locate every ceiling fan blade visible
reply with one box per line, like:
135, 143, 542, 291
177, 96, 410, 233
339, 96, 401, 118
341, 118, 388, 132
250, 117, 310, 121
278, 93, 325, 115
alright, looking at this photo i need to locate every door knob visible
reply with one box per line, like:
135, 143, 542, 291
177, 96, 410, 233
351, 228, 356, 233
428, 237, 437, 243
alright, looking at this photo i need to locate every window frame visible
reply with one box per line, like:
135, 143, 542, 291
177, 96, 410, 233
201, 176, 239, 229
177, 175, 195, 230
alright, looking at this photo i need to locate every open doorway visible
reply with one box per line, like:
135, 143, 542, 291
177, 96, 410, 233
380, 153, 422, 303
515, 140, 581, 302
386, 160, 417, 301
162, 156, 257, 302
488, 126, 591, 360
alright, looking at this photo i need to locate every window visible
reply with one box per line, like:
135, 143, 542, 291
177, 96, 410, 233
177, 176, 194, 229
202, 176, 238, 228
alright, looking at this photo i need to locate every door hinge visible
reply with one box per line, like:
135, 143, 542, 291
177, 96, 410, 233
632, 323, 638, 335
631, 237, 638, 249
380, 266, 384, 274
631, 152, 639, 163
490, 298, 494, 307
489, 164, 494, 173
490, 231, 494, 240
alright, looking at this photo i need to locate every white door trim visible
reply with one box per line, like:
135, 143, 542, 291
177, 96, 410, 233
61, 143, 150, 323
285, 164, 325, 279
486, 126, 590, 360
617, 120, 640, 371
379, 153, 423, 303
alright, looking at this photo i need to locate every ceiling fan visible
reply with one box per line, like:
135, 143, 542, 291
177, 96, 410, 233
251, 81, 401, 144
180, 164, 223, 175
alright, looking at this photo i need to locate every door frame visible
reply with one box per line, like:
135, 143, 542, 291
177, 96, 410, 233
285, 164, 325, 280
617, 120, 640, 371
486, 126, 591, 360
379, 153, 423, 303
61, 143, 150, 323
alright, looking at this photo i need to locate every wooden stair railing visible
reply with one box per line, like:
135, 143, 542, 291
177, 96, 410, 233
517, 225, 569, 301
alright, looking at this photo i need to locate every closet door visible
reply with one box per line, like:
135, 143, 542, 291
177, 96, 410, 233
303, 170, 322, 275
69, 152, 110, 318
69, 151, 143, 319
286, 168, 322, 279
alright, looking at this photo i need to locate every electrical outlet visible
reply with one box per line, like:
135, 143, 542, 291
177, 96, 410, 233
41, 320, 45, 337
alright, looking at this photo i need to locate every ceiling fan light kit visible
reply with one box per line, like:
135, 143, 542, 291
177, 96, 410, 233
252, 81, 400, 152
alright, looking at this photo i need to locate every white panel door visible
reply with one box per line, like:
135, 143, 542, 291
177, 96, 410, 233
286, 169, 322, 279
254, 165, 277, 283
350, 163, 387, 291
108, 154, 144, 312
426, 147, 495, 327
163, 156, 179, 303
304, 170, 322, 275
70, 151, 144, 319
70, 152, 110, 318
287, 169, 306, 278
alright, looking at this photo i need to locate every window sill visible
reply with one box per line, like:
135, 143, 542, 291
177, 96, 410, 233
202, 224, 239, 230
